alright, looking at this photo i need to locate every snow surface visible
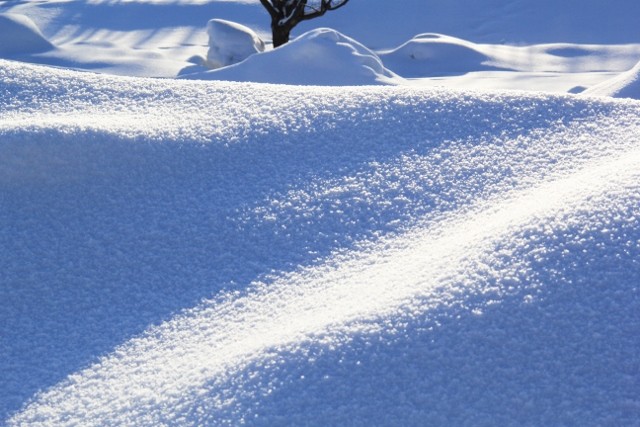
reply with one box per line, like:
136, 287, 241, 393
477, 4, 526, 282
2, 0, 640, 94
186, 28, 397, 85
205, 18, 264, 69
583, 60, 640, 99
0, 13, 53, 55
1, 0, 640, 425
2, 58, 640, 425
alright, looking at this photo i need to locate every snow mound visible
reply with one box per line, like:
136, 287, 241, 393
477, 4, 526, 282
0, 13, 53, 55
582, 60, 640, 100
184, 28, 399, 85
379, 33, 504, 77
2, 60, 640, 425
206, 19, 265, 69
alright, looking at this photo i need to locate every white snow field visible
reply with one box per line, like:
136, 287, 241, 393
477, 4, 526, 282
1, 0, 640, 425
2, 0, 640, 93
3, 59, 640, 426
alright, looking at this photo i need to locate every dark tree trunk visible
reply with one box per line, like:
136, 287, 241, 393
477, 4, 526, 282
260, 0, 351, 47
271, 23, 291, 48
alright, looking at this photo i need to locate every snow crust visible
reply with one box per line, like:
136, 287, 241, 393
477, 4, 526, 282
2, 59, 640, 425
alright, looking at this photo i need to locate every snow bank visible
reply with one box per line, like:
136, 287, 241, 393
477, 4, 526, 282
2, 59, 640, 425
0, 13, 52, 55
206, 19, 264, 69
184, 28, 399, 85
583, 60, 640, 100
379, 33, 504, 78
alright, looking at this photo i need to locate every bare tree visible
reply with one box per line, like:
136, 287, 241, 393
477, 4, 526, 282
259, 0, 350, 48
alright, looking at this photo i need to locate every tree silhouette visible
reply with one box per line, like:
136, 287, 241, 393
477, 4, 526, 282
259, 0, 350, 48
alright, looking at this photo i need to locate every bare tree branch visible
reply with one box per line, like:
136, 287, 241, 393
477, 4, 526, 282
301, 0, 350, 20
259, 0, 278, 19
260, 0, 350, 47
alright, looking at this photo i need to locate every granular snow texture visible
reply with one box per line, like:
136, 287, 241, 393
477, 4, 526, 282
1, 60, 640, 425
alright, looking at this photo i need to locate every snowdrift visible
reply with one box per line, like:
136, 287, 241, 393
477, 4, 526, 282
0, 13, 52, 55
583, 60, 640, 100
185, 28, 397, 85
2, 59, 640, 425
379, 33, 505, 78
206, 18, 265, 69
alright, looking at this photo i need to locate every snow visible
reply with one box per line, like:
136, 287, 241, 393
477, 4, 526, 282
1, 0, 640, 425
187, 28, 397, 85
206, 18, 264, 69
0, 13, 53, 55
3, 0, 640, 93
583, 60, 640, 99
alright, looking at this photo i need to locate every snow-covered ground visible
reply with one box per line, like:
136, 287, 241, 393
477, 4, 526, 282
1, 0, 639, 425
3, 0, 640, 93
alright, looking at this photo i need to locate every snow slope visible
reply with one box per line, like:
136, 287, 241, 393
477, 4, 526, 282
2, 59, 640, 425
0, 13, 53, 55
2, 0, 640, 425
583, 59, 640, 99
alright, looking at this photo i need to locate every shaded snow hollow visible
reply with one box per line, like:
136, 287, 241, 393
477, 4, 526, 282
2, 60, 640, 425
0, 13, 53, 55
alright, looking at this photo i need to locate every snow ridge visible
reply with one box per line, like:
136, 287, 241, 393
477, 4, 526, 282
583, 60, 640, 99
